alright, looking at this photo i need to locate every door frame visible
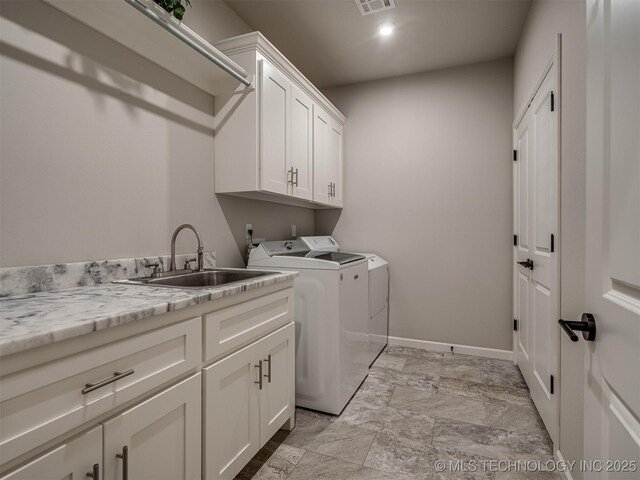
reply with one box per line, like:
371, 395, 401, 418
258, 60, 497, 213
512, 34, 562, 445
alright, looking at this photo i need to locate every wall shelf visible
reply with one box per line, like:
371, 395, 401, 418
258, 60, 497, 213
43, 0, 252, 95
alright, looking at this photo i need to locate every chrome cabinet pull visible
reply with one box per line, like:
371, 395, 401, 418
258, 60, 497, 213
116, 446, 128, 480
264, 354, 272, 383
81, 369, 134, 395
87, 463, 99, 479
293, 168, 299, 187
255, 361, 263, 389
328, 183, 332, 197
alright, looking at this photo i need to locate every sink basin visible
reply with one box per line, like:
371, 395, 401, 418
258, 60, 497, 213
126, 269, 278, 289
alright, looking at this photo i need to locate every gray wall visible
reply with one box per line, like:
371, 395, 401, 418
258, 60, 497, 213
0, 0, 314, 268
317, 58, 515, 351
514, 0, 586, 469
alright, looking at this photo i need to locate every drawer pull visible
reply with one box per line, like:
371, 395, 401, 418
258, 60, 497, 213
81, 369, 135, 395
116, 446, 129, 480
86, 463, 100, 479
264, 354, 272, 383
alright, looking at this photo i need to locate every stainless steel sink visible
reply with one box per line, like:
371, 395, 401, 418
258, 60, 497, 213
125, 269, 278, 289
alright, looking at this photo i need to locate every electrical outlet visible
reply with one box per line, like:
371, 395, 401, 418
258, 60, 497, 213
291, 224, 296, 237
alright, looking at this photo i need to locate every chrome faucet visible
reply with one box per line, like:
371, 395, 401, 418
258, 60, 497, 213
170, 224, 204, 272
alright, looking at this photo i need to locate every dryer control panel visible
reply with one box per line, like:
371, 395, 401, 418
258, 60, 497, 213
299, 236, 340, 252
261, 240, 309, 256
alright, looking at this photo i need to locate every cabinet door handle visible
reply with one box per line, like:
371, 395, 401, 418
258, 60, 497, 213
116, 446, 128, 480
81, 369, 134, 395
255, 360, 263, 389
294, 168, 299, 187
328, 183, 332, 197
287, 167, 293, 185
86, 463, 100, 479
264, 354, 272, 383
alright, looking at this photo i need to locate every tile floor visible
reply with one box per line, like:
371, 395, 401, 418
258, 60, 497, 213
235, 346, 559, 480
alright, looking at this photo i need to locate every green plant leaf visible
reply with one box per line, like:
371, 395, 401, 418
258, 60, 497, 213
173, 4, 185, 20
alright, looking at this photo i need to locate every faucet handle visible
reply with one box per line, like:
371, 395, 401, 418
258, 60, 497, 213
145, 261, 162, 278
184, 258, 197, 270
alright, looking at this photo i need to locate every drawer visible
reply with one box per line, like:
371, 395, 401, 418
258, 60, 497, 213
0, 317, 201, 465
204, 288, 293, 362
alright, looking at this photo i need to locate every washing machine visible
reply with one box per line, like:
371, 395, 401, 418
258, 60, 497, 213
300, 236, 389, 365
248, 240, 369, 414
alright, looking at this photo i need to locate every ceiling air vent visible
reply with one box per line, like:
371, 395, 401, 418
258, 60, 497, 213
355, 0, 396, 16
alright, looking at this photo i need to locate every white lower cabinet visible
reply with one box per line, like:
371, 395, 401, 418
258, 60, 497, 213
0, 287, 295, 480
103, 373, 201, 480
0, 426, 102, 480
204, 322, 295, 480
259, 323, 296, 445
2, 374, 201, 480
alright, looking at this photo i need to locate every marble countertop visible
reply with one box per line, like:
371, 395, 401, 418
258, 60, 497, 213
0, 270, 297, 357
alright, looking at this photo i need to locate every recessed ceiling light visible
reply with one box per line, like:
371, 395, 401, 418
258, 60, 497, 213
378, 23, 394, 37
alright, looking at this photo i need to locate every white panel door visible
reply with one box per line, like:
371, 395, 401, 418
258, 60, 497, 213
290, 85, 313, 200
260, 59, 290, 195
259, 323, 295, 445
204, 340, 261, 480
514, 63, 559, 443
0, 426, 102, 480
103, 374, 201, 480
313, 104, 331, 205
328, 120, 344, 207
583, 0, 640, 476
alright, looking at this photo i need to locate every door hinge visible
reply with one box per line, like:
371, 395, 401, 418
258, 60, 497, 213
550, 91, 555, 112
513, 234, 518, 247
550, 374, 555, 394
550, 233, 555, 253
513, 149, 518, 162
514, 319, 518, 331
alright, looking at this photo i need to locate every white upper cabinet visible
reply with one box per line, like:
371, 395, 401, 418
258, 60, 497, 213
214, 32, 345, 209
328, 122, 344, 207
260, 60, 291, 196
313, 105, 343, 207
290, 85, 314, 201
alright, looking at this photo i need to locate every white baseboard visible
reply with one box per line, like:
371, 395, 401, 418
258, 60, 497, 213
388, 336, 513, 361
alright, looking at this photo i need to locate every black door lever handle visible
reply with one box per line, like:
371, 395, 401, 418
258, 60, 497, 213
558, 313, 596, 342
517, 259, 534, 270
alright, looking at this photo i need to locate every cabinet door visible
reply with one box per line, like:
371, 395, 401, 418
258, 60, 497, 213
312, 104, 331, 205
260, 59, 291, 195
1, 426, 102, 480
290, 85, 313, 200
103, 374, 201, 480
328, 120, 344, 207
204, 341, 261, 480
259, 323, 295, 445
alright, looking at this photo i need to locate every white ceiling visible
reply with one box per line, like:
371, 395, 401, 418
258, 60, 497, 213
223, 0, 531, 88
